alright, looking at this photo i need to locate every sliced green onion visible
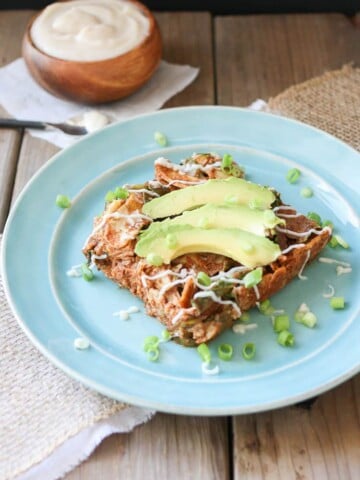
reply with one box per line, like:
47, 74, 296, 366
197, 271, 211, 286
55, 194, 71, 209
143, 336, 159, 351
301, 187, 313, 198
333, 235, 349, 249
330, 297, 345, 310
240, 312, 250, 322
243, 267, 263, 288
105, 190, 116, 202
165, 234, 178, 248
286, 168, 301, 184
146, 345, 160, 361
328, 236, 338, 248
218, 343, 233, 361
221, 153, 233, 171
146, 253, 163, 266
277, 330, 295, 347
154, 131, 168, 147
229, 164, 244, 177
273, 315, 290, 332
322, 220, 334, 229
81, 263, 94, 281
307, 212, 321, 225
114, 187, 129, 200
161, 329, 171, 341
300, 312, 317, 328
197, 343, 211, 363
242, 342, 256, 360
259, 299, 274, 315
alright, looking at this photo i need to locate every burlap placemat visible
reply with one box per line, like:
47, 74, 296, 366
267, 64, 360, 152
1, 64, 359, 480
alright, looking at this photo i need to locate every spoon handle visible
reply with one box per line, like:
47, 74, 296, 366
0, 118, 47, 130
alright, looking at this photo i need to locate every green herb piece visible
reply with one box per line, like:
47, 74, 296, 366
301, 187, 313, 198
114, 187, 129, 199
143, 336, 160, 351
218, 343, 233, 361
277, 330, 295, 347
105, 191, 116, 202
197, 343, 211, 363
146, 345, 160, 361
229, 164, 244, 177
273, 315, 290, 333
240, 312, 250, 322
333, 235, 349, 249
146, 253, 163, 266
299, 311, 317, 328
161, 330, 171, 341
55, 194, 71, 209
322, 220, 334, 229
154, 131, 168, 147
242, 342, 256, 360
330, 297, 345, 310
286, 168, 301, 184
197, 271, 212, 286
221, 153, 233, 171
243, 267, 263, 288
328, 236, 338, 248
259, 299, 274, 315
81, 263, 94, 281
307, 212, 321, 225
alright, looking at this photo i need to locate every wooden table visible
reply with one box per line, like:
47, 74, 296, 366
1, 9, 359, 480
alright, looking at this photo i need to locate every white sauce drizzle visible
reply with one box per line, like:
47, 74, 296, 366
275, 225, 331, 239
323, 284, 335, 298
127, 188, 160, 197
253, 284, 260, 300
281, 243, 306, 255
66, 263, 83, 277
159, 278, 187, 296
336, 266, 352, 276
318, 257, 351, 267
273, 206, 301, 219
171, 308, 188, 325
154, 157, 222, 176
201, 362, 220, 375
232, 323, 258, 334
298, 250, 311, 280
193, 291, 241, 316
141, 268, 190, 288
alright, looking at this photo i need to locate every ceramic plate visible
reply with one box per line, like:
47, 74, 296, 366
2, 107, 359, 415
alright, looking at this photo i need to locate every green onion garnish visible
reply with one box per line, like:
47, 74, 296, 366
197, 271, 212, 286
161, 330, 171, 341
307, 212, 321, 225
330, 297, 345, 310
146, 253, 163, 266
154, 131, 168, 147
243, 267, 263, 288
299, 312, 317, 328
328, 236, 338, 248
55, 194, 71, 209
286, 168, 301, 184
273, 315, 290, 333
322, 220, 334, 229
218, 343, 233, 361
146, 345, 160, 361
229, 164, 244, 177
221, 153, 233, 171
258, 299, 274, 315
143, 336, 159, 351
333, 235, 349, 249
301, 187, 313, 198
81, 263, 94, 281
105, 191, 116, 202
105, 187, 128, 202
277, 330, 295, 347
240, 312, 250, 322
242, 342, 256, 360
197, 343, 211, 363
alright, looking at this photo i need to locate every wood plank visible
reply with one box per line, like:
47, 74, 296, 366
215, 13, 360, 105
0, 11, 33, 231
233, 376, 360, 480
66, 414, 229, 480
155, 12, 214, 106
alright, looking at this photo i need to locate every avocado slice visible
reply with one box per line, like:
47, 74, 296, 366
142, 178, 275, 219
141, 203, 284, 238
135, 225, 281, 268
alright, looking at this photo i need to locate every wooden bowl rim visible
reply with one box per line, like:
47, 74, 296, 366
24, 0, 160, 66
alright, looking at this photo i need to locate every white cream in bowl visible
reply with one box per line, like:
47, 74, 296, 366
30, 0, 151, 62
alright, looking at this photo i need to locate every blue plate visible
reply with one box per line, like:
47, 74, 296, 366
2, 107, 359, 415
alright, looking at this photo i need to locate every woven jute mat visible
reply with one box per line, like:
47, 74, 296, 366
267, 64, 360, 152
1, 65, 359, 480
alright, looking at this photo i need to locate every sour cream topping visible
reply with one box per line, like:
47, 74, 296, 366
31, 0, 150, 61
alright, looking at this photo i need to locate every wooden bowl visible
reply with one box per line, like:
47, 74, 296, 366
22, 0, 162, 104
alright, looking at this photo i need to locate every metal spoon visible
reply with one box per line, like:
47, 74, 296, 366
0, 118, 87, 135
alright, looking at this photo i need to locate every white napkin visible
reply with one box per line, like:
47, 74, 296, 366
0, 58, 199, 148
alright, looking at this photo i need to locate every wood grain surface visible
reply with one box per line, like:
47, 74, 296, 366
0, 9, 359, 480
